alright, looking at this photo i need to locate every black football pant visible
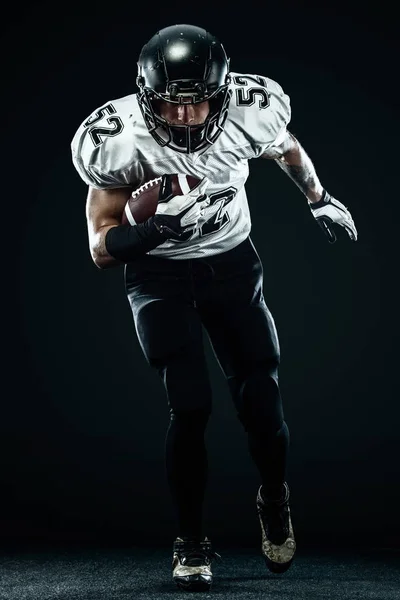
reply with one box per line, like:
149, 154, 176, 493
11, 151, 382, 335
124, 236, 290, 540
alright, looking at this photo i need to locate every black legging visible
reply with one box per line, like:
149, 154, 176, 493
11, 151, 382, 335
125, 236, 290, 539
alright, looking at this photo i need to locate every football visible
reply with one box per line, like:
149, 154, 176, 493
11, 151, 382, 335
121, 174, 202, 225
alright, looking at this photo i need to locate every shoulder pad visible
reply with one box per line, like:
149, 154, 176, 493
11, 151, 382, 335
71, 94, 138, 189
228, 72, 291, 155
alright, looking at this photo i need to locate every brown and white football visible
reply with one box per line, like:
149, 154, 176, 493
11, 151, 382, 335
121, 174, 202, 225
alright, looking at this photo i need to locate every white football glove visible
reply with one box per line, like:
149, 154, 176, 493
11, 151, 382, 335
309, 190, 358, 243
154, 174, 210, 241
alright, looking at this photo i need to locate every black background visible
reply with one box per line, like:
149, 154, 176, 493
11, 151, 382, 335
1, 0, 399, 548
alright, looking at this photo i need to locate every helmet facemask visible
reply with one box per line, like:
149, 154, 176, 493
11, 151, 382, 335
137, 79, 232, 154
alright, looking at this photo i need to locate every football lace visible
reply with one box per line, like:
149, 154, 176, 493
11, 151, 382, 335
132, 176, 163, 198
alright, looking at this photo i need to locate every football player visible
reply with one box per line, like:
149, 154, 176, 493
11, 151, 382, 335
71, 24, 357, 592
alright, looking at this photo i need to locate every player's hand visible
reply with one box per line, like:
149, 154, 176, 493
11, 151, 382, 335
309, 190, 358, 243
154, 174, 210, 240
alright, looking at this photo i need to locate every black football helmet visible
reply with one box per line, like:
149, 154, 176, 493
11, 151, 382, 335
136, 24, 232, 154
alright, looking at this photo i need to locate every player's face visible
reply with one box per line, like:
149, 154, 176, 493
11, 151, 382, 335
157, 100, 210, 126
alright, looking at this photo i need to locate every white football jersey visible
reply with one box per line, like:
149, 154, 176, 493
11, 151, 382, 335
71, 72, 291, 259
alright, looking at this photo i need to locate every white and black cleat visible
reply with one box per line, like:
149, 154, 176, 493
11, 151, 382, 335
256, 482, 296, 574
172, 536, 221, 592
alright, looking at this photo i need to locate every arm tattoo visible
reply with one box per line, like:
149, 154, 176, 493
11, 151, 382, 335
276, 161, 316, 197
275, 137, 323, 202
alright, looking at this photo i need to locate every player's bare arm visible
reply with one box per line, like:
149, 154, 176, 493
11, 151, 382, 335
86, 180, 209, 269
86, 186, 133, 269
261, 132, 323, 203
261, 131, 357, 242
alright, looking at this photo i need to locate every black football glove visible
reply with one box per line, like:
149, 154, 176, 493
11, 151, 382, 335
309, 190, 358, 243
154, 174, 210, 241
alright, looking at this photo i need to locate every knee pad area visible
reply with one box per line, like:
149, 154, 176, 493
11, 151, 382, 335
236, 365, 284, 434
156, 350, 213, 413
169, 408, 211, 435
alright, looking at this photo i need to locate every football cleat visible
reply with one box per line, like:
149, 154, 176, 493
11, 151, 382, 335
256, 482, 296, 573
172, 536, 221, 591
